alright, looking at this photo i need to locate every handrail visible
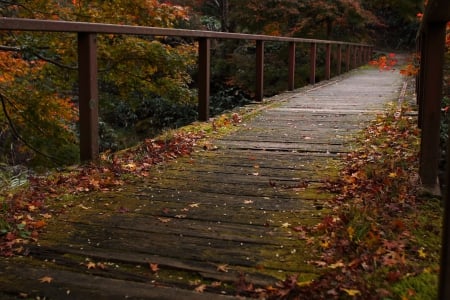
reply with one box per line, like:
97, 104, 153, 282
0, 17, 373, 161
0, 17, 370, 45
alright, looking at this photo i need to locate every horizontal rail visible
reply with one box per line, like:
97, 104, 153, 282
0, 17, 369, 46
0, 17, 373, 161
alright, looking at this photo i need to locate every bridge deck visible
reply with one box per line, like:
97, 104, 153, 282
0, 66, 405, 299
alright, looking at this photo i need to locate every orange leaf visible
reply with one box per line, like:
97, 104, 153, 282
39, 276, 53, 283
194, 284, 207, 293
86, 262, 96, 269
149, 263, 159, 272
33, 220, 46, 229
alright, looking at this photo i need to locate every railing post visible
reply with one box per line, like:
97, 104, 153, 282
366, 47, 370, 63
352, 46, 358, 69
310, 42, 317, 84
325, 43, 331, 80
288, 42, 296, 91
198, 37, 211, 121
346, 45, 351, 72
419, 22, 446, 187
362, 46, 365, 65
337, 44, 342, 75
78, 32, 99, 162
361, 47, 366, 64
255, 40, 264, 101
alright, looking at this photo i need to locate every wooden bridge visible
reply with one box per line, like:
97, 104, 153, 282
1, 0, 450, 296
0, 62, 407, 299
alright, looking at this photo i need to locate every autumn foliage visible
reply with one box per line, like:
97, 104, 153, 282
0, 0, 197, 165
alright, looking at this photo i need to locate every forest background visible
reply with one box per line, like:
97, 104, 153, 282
0, 0, 426, 171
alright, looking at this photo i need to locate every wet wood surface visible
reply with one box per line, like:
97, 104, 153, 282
0, 67, 405, 299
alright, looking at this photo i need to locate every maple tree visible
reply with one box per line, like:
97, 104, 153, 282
0, 0, 197, 165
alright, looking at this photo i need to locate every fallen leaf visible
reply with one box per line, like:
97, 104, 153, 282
281, 222, 291, 228
27, 205, 37, 212
347, 226, 355, 241
320, 240, 330, 249
329, 261, 345, 269
341, 288, 361, 296
86, 262, 96, 269
216, 264, 229, 272
210, 281, 222, 288
189, 203, 200, 208
149, 263, 159, 272
96, 262, 106, 270
194, 284, 207, 293
418, 248, 427, 258
77, 204, 90, 210
39, 276, 53, 283
157, 217, 171, 223
33, 220, 46, 229
40, 213, 52, 219
388, 172, 397, 178
243, 200, 254, 204
311, 260, 328, 267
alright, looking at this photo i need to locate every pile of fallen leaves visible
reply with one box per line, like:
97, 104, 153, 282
294, 103, 427, 299
0, 131, 205, 257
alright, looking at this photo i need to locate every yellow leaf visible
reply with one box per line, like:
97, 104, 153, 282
418, 248, 427, 258
388, 172, 397, 178
298, 280, 312, 287
320, 240, 330, 249
329, 261, 345, 269
341, 288, 361, 296
281, 222, 291, 228
347, 226, 355, 241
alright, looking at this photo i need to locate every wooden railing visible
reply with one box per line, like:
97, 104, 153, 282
0, 17, 372, 161
415, 1, 450, 299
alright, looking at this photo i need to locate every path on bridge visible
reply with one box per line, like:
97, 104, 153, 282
1, 66, 405, 299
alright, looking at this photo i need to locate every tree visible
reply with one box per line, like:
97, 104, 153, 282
0, 0, 197, 165
361, 0, 423, 48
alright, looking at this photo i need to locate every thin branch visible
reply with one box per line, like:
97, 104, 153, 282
31, 50, 78, 70
0, 92, 64, 165
0, 45, 21, 51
